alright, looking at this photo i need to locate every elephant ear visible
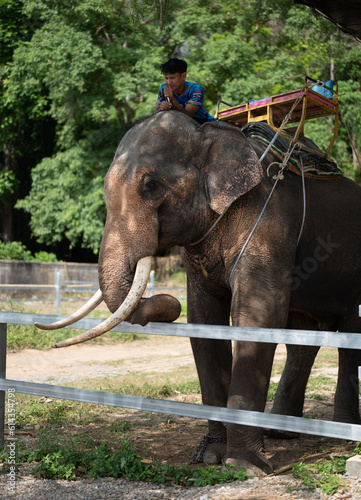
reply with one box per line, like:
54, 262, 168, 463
199, 121, 263, 214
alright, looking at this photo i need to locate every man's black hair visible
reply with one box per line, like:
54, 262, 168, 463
160, 58, 187, 75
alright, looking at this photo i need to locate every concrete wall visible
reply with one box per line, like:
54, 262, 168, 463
0, 260, 98, 285
0, 260, 98, 298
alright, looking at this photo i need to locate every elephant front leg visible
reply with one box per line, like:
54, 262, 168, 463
190, 337, 231, 464
187, 287, 232, 465
226, 255, 294, 473
225, 340, 276, 474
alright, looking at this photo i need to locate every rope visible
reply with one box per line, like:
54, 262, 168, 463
186, 215, 225, 278
190, 211, 226, 246
297, 156, 306, 245
228, 118, 304, 284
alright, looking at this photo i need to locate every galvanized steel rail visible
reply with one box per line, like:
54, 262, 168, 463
1, 311, 361, 448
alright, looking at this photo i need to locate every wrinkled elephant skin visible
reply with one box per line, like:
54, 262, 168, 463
98, 112, 361, 473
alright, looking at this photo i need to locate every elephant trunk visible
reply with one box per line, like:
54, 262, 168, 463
52, 256, 153, 348
50, 230, 181, 348
98, 222, 182, 327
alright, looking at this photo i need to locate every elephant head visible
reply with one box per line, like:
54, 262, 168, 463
37, 112, 263, 346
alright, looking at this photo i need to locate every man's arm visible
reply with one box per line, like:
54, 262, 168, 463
169, 99, 199, 118
154, 100, 172, 113
154, 85, 172, 113
165, 85, 200, 117
155, 98, 199, 117
155, 84, 201, 117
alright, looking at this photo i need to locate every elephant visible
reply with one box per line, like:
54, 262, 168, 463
36, 111, 361, 474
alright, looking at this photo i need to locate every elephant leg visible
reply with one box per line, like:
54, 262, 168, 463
188, 287, 232, 464
267, 313, 320, 438
334, 314, 361, 424
224, 263, 294, 474
190, 337, 231, 464
225, 340, 276, 474
334, 348, 361, 424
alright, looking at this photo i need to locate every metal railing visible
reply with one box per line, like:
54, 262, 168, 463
0, 271, 186, 314
1, 310, 361, 449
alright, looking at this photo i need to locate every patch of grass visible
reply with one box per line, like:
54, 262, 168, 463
109, 420, 133, 434
305, 375, 336, 396
0, 428, 250, 485
7, 324, 145, 352
160, 270, 187, 286
2, 296, 165, 352
312, 347, 338, 367
97, 377, 200, 399
308, 393, 330, 402
4, 298, 146, 352
267, 381, 278, 401
179, 298, 187, 317
291, 452, 350, 495
12, 372, 200, 431
14, 396, 95, 428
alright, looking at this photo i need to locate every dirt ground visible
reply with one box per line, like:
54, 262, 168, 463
5, 330, 359, 473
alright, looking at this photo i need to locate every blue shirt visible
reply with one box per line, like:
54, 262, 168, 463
157, 81, 217, 124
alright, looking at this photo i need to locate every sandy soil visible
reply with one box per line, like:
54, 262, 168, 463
6, 334, 195, 385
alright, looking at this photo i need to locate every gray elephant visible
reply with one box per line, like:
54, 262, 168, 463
37, 111, 361, 474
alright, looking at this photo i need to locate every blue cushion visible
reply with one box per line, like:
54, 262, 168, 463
312, 80, 334, 99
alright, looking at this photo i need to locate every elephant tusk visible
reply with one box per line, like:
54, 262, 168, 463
52, 256, 152, 348
35, 289, 104, 330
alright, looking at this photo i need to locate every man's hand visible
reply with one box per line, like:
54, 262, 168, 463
164, 84, 174, 102
158, 100, 172, 110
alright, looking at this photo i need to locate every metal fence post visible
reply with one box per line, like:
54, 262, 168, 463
0, 323, 7, 448
55, 272, 62, 315
149, 270, 155, 297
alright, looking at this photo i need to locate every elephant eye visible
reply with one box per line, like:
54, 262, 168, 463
144, 178, 157, 191
140, 176, 165, 201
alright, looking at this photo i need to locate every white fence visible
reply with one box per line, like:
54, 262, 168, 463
0, 271, 186, 314
1, 310, 361, 449
0, 273, 98, 314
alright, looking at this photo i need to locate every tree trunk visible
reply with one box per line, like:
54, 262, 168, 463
2, 200, 13, 243
2, 142, 14, 242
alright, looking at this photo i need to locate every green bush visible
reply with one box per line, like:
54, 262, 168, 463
0, 241, 58, 262
0, 241, 33, 260
32, 251, 58, 262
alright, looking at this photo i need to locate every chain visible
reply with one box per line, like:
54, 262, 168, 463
189, 433, 227, 464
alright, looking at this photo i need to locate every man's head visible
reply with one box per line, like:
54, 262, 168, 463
160, 58, 187, 76
160, 58, 187, 95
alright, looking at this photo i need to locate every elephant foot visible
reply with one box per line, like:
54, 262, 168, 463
223, 453, 273, 476
203, 442, 227, 464
189, 434, 227, 465
264, 428, 300, 439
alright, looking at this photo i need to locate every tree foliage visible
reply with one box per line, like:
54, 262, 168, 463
1, 0, 360, 259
